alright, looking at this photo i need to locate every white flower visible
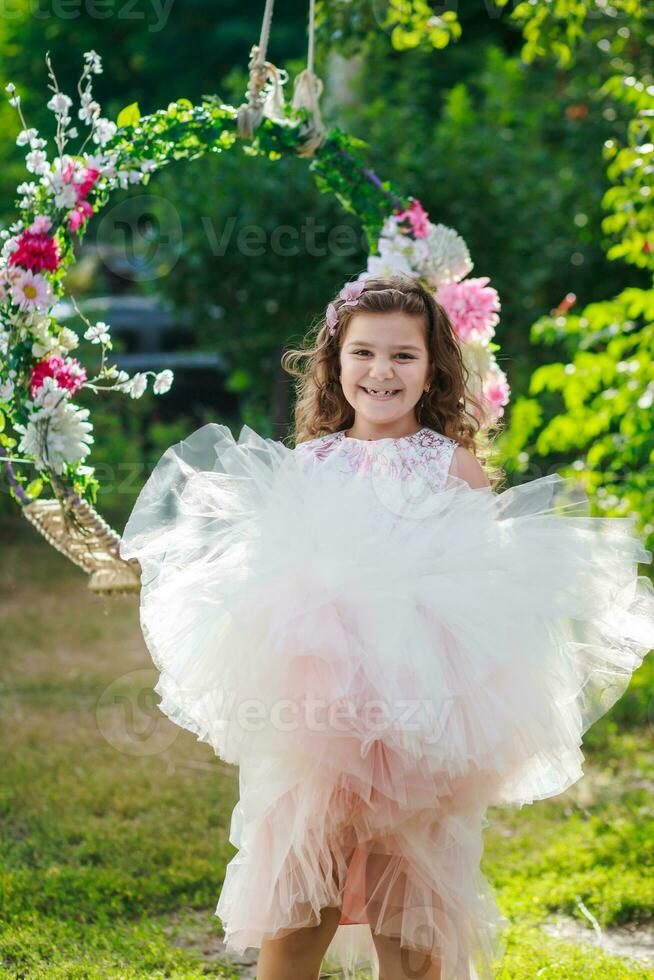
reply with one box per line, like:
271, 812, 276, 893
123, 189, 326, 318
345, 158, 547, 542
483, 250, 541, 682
420, 224, 473, 288
47, 92, 73, 116
84, 50, 103, 74
10, 270, 53, 313
92, 118, 117, 146
78, 99, 101, 125
33, 376, 68, 411
103, 366, 129, 383
30, 136, 47, 150
16, 399, 93, 474
153, 369, 173, 394
58, 327, 79, 351
84, 321, 111, 344
0, 329, 9, 355
30, 317, 54, 342
0, 378, 14, 403
53, 184, 77, 209
461, 339, 494, 388
366, 248, 414, 279
127, 373, 147, 398
140, 159, 157, 173
26, 149, 49, 175
370, 216, 473, 291
17, 181, 38, 197
66, 127, 78, 139
116, 169, 143, 190
16, 127, 37, 146
32, 335, 59, 358
8, 97, 20, 108
5, 83, 16, 94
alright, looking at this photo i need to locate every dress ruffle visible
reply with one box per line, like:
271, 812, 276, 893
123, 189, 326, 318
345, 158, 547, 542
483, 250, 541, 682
120, 422, 654, 980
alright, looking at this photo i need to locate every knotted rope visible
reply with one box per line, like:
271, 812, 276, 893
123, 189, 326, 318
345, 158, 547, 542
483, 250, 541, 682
236, 0, 326, 157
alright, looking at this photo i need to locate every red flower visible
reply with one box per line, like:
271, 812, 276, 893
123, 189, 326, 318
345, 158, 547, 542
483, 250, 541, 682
30, 354, 86, 397
9, 230, 61, 273
62, 161, 100, 203
76, 167, 100, 202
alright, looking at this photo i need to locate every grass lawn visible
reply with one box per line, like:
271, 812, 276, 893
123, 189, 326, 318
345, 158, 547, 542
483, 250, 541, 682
1, 514, 653, 978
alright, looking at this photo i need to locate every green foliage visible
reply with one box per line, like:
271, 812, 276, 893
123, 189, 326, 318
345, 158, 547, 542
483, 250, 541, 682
601, 77, 654, 270
496, 2, 654, 553
505, 286, 653, 543
496, 0, 649, 67
315, 0, 461, 57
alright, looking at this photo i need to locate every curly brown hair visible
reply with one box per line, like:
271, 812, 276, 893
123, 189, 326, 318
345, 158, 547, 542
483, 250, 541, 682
281, 273, 506, 489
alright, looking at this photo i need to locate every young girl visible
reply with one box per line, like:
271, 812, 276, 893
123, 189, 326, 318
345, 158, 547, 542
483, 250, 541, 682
120, 274, 654, 980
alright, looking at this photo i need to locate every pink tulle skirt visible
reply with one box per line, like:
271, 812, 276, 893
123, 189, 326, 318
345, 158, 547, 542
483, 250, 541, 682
120, 423, 654, 979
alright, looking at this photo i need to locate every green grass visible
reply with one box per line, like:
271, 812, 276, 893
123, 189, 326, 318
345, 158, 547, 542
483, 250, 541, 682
1, 514, 653, 977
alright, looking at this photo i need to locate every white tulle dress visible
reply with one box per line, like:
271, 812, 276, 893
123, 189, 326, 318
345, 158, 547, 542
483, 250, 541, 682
119, 422, 654, 980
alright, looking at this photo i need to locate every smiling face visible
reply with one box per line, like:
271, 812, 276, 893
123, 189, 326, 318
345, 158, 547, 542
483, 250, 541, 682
339, 311, 433, 436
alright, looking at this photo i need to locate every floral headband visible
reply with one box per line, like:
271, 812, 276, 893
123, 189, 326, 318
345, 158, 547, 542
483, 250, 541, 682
326, 279, 366, 336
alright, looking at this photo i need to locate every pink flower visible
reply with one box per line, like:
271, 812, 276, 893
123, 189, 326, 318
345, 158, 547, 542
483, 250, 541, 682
29, 215, 52, 235
29, 354, 86, 397
9, 230, 60, 273
437, 277, 501, 343
68, 199, 93, 232
10, 269, 52, 312
481, 370, 511, 421
62, 162, 100, 204
327, 279, 366, 336
395, 198, 431, 239
76, 166, 100, 201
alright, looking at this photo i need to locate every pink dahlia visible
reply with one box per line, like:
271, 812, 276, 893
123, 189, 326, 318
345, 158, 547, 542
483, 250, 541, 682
30, 354, 86, 397
437, 277, 501, 343
9, 230, 61, 273
395, 198, 431, 239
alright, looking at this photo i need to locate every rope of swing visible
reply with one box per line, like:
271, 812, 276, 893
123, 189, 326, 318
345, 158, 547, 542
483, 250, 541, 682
236, 0, 326, 156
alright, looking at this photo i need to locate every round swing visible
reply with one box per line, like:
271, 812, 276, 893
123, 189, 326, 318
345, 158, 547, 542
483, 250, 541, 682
0, 0, 508, 594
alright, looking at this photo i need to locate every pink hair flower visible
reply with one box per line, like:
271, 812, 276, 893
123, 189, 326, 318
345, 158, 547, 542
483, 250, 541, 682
327, 279, 366, 336
395, 198, 431, 239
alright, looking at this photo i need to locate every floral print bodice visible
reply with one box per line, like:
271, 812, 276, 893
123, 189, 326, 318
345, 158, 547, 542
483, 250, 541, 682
293, 427, 459, 494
